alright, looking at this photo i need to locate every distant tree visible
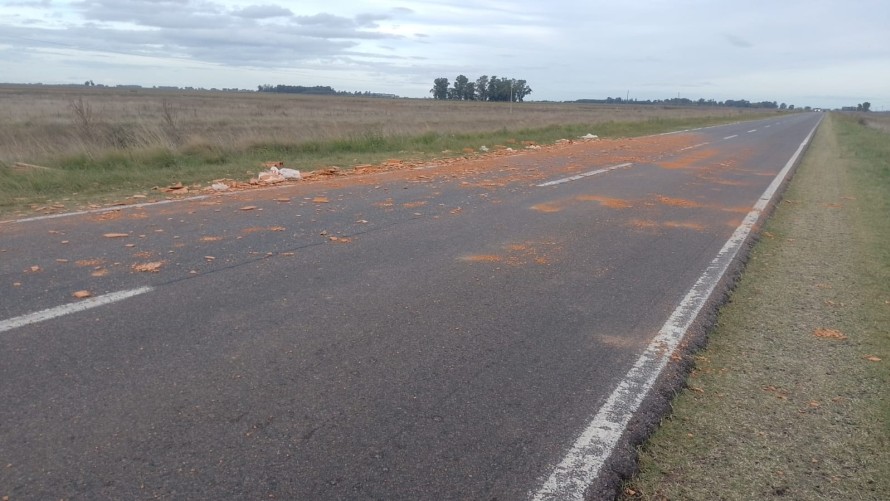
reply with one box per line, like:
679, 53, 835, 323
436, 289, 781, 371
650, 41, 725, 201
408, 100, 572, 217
513, 79, 532, 102
451, 75, 470, 100
465, 82, 476, 101
487, 75, 500, 101
788, 104, 795, 110
475, 75, 489, 101
430, 77, 449, 100
780, 102, 787, 110
861, 101, 871, 112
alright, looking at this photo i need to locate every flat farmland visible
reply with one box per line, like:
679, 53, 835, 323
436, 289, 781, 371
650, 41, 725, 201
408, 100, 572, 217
0, 85, 772, 214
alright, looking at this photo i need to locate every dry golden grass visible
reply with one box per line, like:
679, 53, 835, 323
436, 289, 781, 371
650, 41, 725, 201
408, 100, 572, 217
0, 84, 762, 166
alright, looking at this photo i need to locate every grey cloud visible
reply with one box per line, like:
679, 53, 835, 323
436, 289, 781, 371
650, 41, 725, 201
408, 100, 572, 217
355, 12, 390, 27
21, 0, 409, 69
73, 0, 231, 29
295, 13, 354, 27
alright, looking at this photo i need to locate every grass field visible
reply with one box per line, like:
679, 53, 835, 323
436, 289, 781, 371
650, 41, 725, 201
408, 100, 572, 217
0, 85, 774, 215
621, 113, 890, 500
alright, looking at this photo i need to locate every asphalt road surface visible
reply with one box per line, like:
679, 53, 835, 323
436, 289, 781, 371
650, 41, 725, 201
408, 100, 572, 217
1, 113, 822, 500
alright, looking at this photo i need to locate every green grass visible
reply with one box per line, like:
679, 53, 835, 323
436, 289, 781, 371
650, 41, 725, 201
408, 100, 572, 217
621, 113, 890, 500
0, 113, 764, 216
834, 114, 890, 431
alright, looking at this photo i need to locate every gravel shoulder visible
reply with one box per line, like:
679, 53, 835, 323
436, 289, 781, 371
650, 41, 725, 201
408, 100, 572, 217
620, 113, 890, 500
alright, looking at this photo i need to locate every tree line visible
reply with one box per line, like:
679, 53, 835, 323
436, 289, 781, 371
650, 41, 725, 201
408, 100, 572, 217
577, 96, 794, 109
430, 75, 532, 102
843, 102, 871, 112
257, 84, 397, 98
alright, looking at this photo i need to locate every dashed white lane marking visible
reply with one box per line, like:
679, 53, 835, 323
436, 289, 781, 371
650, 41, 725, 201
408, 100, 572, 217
747, 129, 758, 133
678, 142, 711, 152
531, 117, 822, 501
536, 163, 632, 187
765, 125, 772, 128
0, 287, 154, 334
723, 134, 738, 140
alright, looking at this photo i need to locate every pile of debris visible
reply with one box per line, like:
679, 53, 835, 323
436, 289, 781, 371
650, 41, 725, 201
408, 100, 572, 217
251, 161, 302, 185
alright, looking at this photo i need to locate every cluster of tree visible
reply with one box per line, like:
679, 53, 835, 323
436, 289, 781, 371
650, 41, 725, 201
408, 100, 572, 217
257, 84, 398, 98
430, 75, 532, 102
257, 84, 339, 95
575, 96, 797, 110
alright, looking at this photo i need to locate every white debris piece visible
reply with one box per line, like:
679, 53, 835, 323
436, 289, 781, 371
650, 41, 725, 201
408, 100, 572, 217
580, 133, 599, 140
257, 168, 285, 184
278, 167, 301, 180
211, 183, 229, 191
479, 145, 489, 152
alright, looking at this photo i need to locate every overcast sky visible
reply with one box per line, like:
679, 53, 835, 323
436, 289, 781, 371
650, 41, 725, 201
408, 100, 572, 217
1, 0, 887, 109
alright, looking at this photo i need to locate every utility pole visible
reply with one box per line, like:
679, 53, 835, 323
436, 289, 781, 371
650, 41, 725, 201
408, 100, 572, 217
510, 79, 514, 114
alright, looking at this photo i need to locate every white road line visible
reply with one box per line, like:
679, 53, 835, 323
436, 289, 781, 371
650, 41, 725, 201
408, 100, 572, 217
723, 134, 738, 140
678, 142, 711, 152
765, 125, 772, 128
536, 163, 632, 187
0, 287, 154, 334
531, 117, 822, 501
747, 129, 758, 133
0, 197, 212, 225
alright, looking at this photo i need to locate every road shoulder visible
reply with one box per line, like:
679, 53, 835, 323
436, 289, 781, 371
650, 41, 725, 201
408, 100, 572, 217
620, 113, 890, 500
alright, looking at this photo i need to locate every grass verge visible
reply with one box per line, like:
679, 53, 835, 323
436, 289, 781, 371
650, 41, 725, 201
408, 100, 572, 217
620, 113, 890, 500
0, 113, 764, 217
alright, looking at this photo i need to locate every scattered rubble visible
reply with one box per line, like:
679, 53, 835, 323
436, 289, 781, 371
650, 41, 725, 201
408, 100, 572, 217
132, 261, 164, 273
159, 182, 189, 194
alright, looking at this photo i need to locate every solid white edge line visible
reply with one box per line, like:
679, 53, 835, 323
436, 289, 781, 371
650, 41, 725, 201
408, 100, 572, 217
1, 197, 209, 225
0, 286, 154, 334
531, 117, 822, 501
536, 163, 632, 187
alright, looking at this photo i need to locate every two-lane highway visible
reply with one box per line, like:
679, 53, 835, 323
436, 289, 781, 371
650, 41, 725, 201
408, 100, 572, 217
0, 113, 822, 500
